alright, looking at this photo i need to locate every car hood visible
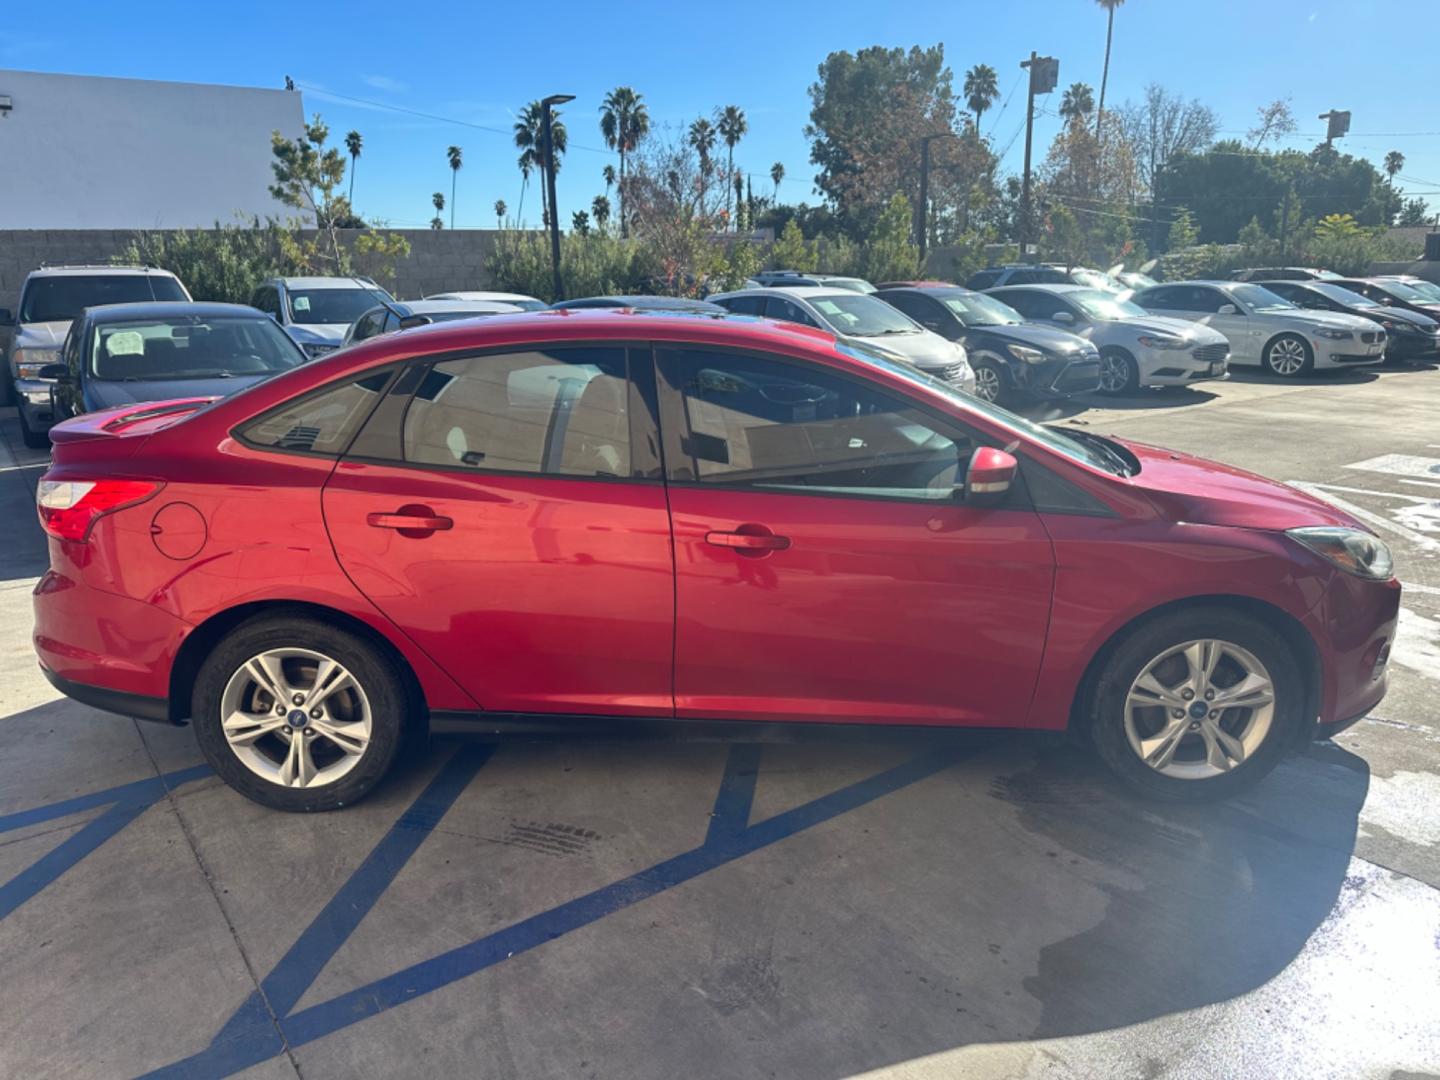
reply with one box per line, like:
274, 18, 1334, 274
15, 321, 71, 349
286, 324, 350, 345
85, 374, 274, 411
1372, 306, 1439, 331
1277, 309, 1376, 333
1113, 315, 1224, 342
1116, 438, 1358, 530
848, 328, 961, 369
973, 323, 1096, 354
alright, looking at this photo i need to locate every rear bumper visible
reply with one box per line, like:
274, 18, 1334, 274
40, 665, 173, 724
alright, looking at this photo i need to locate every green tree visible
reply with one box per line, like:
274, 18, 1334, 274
1167, 205, 1198, 250
571, 210, 591, 236
859, 194, 921, 282
1314, 213, 1363, 241
732, 173, 745, 231
963, 64, 999, 132
1247, 99, 1295, 149
1398, 197, 1430, 227
770, 161, 785, 200
769, 218, 814, 269
268, 114, 349, 270
431, 191, 445, 229
116, 218, 295, 303
1384, 150, 1405, 184
1095, 0, 1125, 137
717, 105, 748, 229
688, 117, 717, 210
351, 230, 411, 292
1060, 83, 1095, 128
494, 199, 507, 227
599, 86, 650, 238
591, 194, 611, 232
515, 102, 567, 230
344, 130, 363, 204
447, 145, 463, 228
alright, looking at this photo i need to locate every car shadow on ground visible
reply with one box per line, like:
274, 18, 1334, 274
1224, 367, 1381, 387
1018, 385, 1221, 423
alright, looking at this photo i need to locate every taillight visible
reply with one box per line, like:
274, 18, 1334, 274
37, 479, 162, 542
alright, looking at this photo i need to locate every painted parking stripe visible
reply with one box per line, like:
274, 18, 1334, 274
1344, 453, 1440, 480
1287, 482, 1440, 551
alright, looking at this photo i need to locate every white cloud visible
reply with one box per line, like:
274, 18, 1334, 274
363, 75, 409, 93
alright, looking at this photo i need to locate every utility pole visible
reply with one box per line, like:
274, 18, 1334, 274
917, 132, 956, 263
1319, 109, 1351, 149
1018, 52, 1057, 261
540, 93, 575, 302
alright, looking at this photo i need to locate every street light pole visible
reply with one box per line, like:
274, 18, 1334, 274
1018, 52, 1057, 262
541, 93, 575, 301
917, 132, 956, 263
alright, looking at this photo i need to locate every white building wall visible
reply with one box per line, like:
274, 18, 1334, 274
0, 69, 306, 229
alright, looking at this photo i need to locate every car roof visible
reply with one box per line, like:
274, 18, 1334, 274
716, 286, 856, 301
27, 265, 180, 279
986, 282, 1088, 293
422, 291, 540, 302
82, 301, 262, 322
551, 295, 726, 311
398, 299, 520, 315
271, 277, 379, 289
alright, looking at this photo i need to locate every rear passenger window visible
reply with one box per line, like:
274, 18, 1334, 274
722, 296, 764, 316
402, 347, 630, 478
241, 371, 393, 455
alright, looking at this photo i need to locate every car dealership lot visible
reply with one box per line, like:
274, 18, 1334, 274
1, 368, 1438, 1079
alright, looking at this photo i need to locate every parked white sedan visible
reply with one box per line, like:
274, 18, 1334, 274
1128, 281, 1385, 377
985, 284, 1230, 394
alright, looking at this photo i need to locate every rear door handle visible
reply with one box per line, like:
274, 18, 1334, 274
366, 506, 453, 533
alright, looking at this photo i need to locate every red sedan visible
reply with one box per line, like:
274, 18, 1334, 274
33, 310, 1399, 810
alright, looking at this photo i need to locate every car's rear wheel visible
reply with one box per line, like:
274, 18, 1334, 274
17, 405, 49, 449
1097, 347, 1140, 394
970, 354, 1010, 405
1263, 333, 1314, 377
1086, 608, 1306, 801
192, 615, 412, 811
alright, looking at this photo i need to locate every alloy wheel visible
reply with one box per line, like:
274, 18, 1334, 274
974, 363, 1002, 402
219, 648, 373, 789
1098, 353, 1130, 392
1123, 638, 1275, 780
1268, 338, 1307, 375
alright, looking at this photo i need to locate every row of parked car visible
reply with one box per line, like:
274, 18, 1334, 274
3, 260, 1437, 447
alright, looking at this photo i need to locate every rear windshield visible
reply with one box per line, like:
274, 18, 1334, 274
19, 275, 187, 323
287, 287, 390, 325
92, 315, 304, 380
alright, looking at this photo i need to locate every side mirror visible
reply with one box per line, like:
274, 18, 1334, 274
38, 363, 71, 382
1217, 304, 1238, 315
398, 314, 434, 330
0, 309, 12, 327
1052, 310, 1075, 323
964, 447, 1018, 506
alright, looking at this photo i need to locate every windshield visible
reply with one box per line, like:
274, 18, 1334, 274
1121, 272, 1158, 289
1373, 279, 1430, 302
1230, 283, 1295, 312
287, 287, 390, 325
1070, 290, 1148, 320
940, 292, 1022, 326
834, 341, 1131, 476
91, 315, 305, 380
1308, 283, 1378, 308
822, 278, 877, 294
19, 275, 187, 323
1069, 269, 1124, 293
1385, 278, 1440, 302
809, 293, 919, 336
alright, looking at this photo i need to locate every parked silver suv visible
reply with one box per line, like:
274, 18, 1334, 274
2, 266, 190, 447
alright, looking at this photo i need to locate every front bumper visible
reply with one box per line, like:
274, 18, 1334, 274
14, 377, 56, 428
1386, 332, 1440, 360
1009, 353, 1101, 399
1138, 344, 1229, 387
1307, 573, 1400, 732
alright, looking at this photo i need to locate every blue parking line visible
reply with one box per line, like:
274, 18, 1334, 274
139, 744, 971, 1080
0, 764, 213, 834
705, 743, 762, 845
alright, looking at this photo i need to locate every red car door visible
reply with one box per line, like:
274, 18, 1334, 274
322, 346, 675, 717
656, 346, 1055, 727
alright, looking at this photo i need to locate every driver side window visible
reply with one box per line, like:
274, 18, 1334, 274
659, 349, 975, 501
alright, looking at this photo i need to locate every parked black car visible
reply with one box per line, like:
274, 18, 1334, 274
876, 286, 1101, 405
550, 296, 727, 313
1330, 277, 1440, 324
45, 302, 305, 424
1260, 280, 1440, 363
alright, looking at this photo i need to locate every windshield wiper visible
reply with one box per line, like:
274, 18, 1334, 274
1059, 427, 1133, 476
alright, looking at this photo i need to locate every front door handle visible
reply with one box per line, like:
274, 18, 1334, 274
366, 505, 453, 535
705, 524, 790, 556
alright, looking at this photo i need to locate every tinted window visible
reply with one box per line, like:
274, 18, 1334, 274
19, 275, 187, 323
881, 292, 936, 322
350, 308, 390, 342
251, 287, 281, 318
663, 349, 971, 500
1227, 284, 1294, 312
991, 290, 1054, 320
242, 371, 393, 455
763, 298, 820, 327
92, 315, 304, 380
1136, 286, 1182, 310
287, 288, 390, 325
967, 270, 1000, 290
721, 295, 765, 316
402, 347, 630, 478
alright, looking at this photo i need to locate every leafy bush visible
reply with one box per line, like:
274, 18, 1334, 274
115, 219, 296, 303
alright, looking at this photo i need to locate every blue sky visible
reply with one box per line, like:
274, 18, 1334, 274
5, 0, 1435, 229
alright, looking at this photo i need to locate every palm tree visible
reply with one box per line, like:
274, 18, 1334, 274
603, 164, 616, 198
770, 161, 784, 201
1384, 150, 1406, 184
716, 105, 748, 229
592, 194, 611, 232
963, 64, 999, 133
599, 87, 650, 237
446, 146, 463, 228
514, 101, 568, 230
1095, 0, 1126, 138
344, 130, 363, 203
689, 117, 717, 210
1060, 83, 1095, 128
431, 191, 445, 229
494, 199, 507, 227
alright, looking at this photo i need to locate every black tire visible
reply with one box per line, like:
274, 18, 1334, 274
191, 614, 414, 812
970, 355, 1011, 406
1085, 607, 1306, 802
1262, 333, 1314, 378
17, 406, 49, 449
1097, 347, 1140, 395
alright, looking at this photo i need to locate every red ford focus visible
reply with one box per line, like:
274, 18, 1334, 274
33, 310, 1399, 810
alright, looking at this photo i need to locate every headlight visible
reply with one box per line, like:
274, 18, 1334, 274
1136, 334, 1187, 350
1313, 327, 1352, 340
1287, 526, 1393, 580
302, 342, 339, 360
1005, 343, 1044, 364
1379, 320, 1398, 332
13, 347, 60, 379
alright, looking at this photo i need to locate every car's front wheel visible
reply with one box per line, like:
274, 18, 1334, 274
192, 615, 413, 811
1263, 333, 1314, 377
1097, 347, 1140, 395
1086, 607, 1306, 801
970, 354, 1010, 405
